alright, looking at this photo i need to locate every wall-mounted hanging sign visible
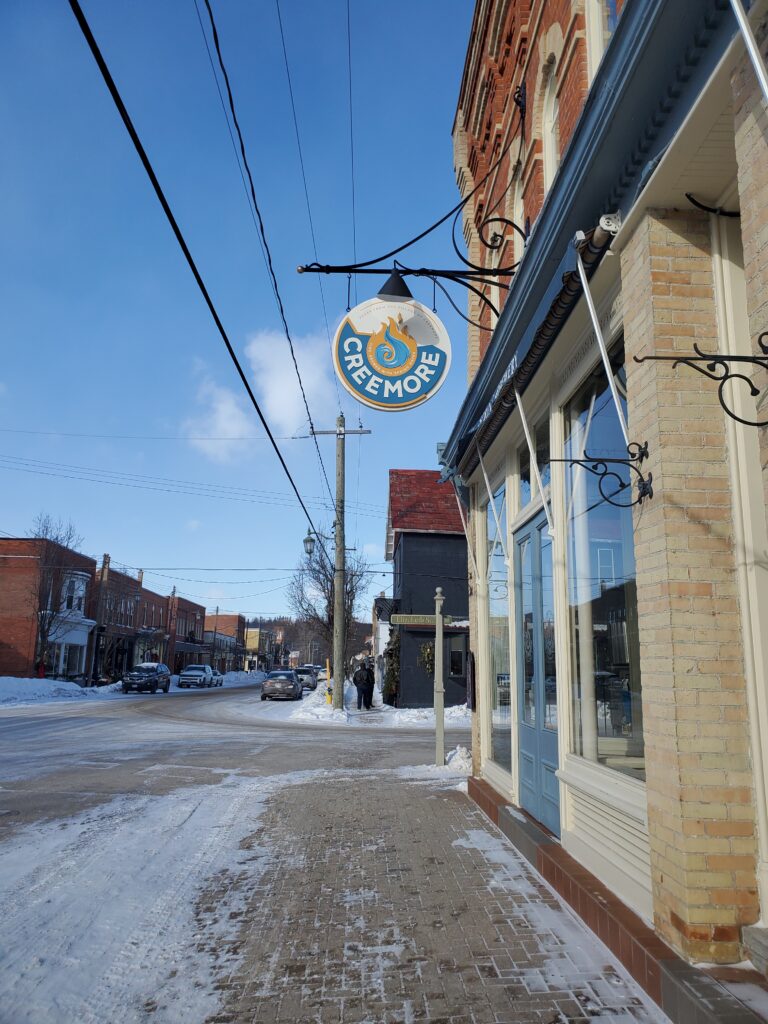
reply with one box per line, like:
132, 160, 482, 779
332, 296, 452, 411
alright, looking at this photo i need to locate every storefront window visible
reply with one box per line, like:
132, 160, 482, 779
564, 348, 644, 780
518, 448, 531, 507
536, 417, 551, 490
486, 484, 511, 772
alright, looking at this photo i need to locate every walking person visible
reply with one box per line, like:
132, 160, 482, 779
353, 662, 369, 711
363, 659, 375, 711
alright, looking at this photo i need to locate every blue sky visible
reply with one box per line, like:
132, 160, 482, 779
0, 0, 473, 618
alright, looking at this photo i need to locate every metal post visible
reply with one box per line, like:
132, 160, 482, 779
729, 0, 768, 108
333, 413, 346, 711
435, 586, 445, 766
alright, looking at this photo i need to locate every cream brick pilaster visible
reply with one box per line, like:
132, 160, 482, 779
621, 209, 758, 963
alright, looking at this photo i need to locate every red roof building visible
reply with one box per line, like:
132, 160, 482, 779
385, 470, 464, 560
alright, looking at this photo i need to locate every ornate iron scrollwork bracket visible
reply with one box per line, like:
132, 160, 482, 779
551, 442, 653, 509
634, 336, 768, 428
297, 86, 529, 333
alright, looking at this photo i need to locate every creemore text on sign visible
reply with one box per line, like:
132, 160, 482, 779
332, 296, 452, 412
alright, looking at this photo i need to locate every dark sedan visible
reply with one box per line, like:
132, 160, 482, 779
122, 662, 171, 694
261, 670, 303, 701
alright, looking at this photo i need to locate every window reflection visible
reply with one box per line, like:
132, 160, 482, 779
487, 484, 511, 772
565, 347, 644, 780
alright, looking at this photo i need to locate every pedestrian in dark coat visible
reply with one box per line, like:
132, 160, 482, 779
363, 660, 375, 710
353, 663, 369, 710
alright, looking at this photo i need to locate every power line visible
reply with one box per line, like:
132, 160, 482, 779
190, 0, 280, 313
0, 427, 299, 442
274, 0, 343, 414
66, 0, 332, 567
199, 0, 335, 509
0, 454, 384, 516
345, 0, 357, 305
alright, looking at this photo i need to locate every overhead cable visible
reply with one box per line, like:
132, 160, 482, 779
345, 0, 358, 305
274, 0, 343, 413
199, 0, 335, 507
65, 0, 331, 567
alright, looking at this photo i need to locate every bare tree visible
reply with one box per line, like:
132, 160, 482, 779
287, 529, 369, 667
29, 513, 84, 674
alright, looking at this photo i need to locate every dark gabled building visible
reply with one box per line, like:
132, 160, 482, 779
385, 470, 469, 708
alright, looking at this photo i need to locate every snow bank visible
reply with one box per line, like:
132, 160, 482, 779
0, 670, 267, 707
385, 702, 472, 728
0, 677, 110, 706
394, 745, 472, 787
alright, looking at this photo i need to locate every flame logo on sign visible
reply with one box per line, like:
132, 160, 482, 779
366, 316, 418, 377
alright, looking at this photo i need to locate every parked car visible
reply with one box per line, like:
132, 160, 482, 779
122, 662, 171, 694
179, 664, 215, 688
261, 669, 302, 701
210, 669, 224, 687
296, 666, 318, 690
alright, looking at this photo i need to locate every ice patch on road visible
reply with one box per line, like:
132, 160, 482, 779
0, 769, 315, 1023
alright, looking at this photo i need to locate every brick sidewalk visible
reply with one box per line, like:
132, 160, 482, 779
203, 769, 666, 1024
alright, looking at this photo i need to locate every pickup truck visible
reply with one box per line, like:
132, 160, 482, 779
178, 664, 215, 688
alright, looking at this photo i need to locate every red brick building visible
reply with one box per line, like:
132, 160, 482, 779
0, 538, 96, 678
168, 590, 207, 674
204, 612, 245, 673
89, 554, 142, 681
136, 584, 169, 664
453, 0, 624, 376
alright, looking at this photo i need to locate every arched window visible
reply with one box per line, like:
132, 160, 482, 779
542, 60, 560, 191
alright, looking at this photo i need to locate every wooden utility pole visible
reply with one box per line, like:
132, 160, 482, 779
311, 414, 371, 711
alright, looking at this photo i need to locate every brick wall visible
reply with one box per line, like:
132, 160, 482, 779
0, 540, 41, 677
453, 0, 590, 381
0, 539, 97, 677
621, 210, 758, 963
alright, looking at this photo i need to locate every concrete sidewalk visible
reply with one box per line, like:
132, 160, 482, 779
202, 768, 666, 1024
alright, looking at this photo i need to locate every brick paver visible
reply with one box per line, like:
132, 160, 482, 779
202, 770, 666, 1023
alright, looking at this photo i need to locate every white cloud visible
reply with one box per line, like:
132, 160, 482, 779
182, 378, 254, 463
245, 329, 336, 436
185, 518, 201, 532
363, 542, 384, 563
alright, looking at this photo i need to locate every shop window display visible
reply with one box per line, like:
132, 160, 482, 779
564, 348, 644, 780
486, 483, 511, 772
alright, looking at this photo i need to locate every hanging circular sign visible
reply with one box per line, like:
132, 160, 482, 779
332, 297, 452, 411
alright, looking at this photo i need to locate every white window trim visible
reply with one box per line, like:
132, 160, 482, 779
542, 62, 559, 191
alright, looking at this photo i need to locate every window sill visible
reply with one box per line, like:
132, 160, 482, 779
557, 753, 647, 825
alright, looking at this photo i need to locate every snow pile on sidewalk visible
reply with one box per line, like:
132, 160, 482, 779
288, 678, 351, 724
0, 676, 107, 706
394, 745, 472, 790
387, 702, 472, 728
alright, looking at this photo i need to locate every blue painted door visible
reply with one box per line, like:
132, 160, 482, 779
516, 510, 560, 836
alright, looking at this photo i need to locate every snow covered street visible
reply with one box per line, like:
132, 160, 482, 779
0, 687, 667, 1023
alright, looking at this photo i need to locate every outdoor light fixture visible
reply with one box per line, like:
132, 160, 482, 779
303, 529, 316, 558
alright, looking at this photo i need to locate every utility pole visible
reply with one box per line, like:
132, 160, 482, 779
333, 414, 346, 710
311, 413, 371, 711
